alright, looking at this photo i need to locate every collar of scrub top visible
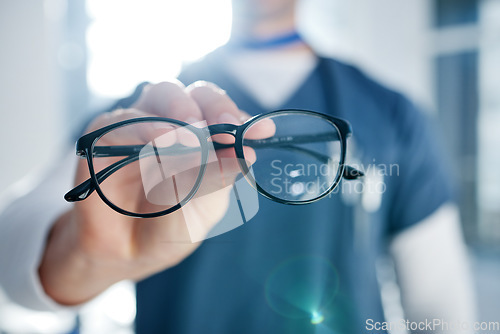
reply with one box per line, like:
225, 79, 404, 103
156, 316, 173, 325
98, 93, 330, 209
226, 31, 303, 50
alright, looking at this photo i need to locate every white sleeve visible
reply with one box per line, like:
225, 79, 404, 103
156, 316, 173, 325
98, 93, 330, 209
0, 150, 78, 311
390, 203, 477, 333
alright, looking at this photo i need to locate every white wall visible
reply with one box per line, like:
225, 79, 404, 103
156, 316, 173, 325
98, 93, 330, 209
300, 0, 434, 110
478, 0, 500, 240
0, 0, 64, 199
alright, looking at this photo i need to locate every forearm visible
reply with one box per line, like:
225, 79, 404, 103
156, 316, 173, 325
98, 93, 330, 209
0, 151, 83, 311
38, 210, 126, 306
391, 203, 476, 333
37, 206, 200, 306
35, 80, 249, 307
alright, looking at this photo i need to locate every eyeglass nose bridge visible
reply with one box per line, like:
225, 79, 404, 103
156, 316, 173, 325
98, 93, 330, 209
206, 123, 239, 138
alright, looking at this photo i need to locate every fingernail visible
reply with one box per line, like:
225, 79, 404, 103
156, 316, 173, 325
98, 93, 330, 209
218, 113, 240, 125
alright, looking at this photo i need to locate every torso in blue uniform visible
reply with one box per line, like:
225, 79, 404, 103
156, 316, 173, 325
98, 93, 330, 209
132, 50, 453, 333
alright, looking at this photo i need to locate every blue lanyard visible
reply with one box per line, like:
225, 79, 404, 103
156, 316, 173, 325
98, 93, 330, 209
227, 31, 302, 50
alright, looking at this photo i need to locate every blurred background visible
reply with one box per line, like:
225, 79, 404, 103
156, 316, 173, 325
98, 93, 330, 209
0, 0, 499, 333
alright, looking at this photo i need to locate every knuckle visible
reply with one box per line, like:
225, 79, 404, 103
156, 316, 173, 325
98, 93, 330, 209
137, 81, 184, 105
188, 81, 226, 99
152, 80, 185, 93
142, 82, 174, 100
166, 97, 199, 116
211, 97, 238, 114
188, 85, 211, 100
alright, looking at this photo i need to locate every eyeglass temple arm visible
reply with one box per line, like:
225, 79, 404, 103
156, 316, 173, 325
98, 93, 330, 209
65, 134, 363, 202
65, 152, 141, 202
242, 131, 337, 147
243, 132, 363, 179
65, 143, 206, 202
273, 145, 362, 180
85, 132, 339, 158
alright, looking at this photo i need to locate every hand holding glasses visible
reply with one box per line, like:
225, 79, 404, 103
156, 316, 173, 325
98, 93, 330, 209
40, 83, 363, 307
65, 109, 363, 218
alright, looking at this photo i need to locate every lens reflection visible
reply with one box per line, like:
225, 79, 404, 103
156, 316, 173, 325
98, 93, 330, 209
92, 121, 203, 215
243, 113, 342, 202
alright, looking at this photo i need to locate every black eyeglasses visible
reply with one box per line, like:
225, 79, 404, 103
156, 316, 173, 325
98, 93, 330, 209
65, 109, 363, 218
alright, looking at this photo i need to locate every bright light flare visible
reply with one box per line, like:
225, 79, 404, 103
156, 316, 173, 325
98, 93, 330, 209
86, 0, 232, 98
310, 310, 325, 325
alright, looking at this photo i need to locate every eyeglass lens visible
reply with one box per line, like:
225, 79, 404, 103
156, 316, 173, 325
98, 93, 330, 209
243, 113, 342, 202
92, 121, 204, 215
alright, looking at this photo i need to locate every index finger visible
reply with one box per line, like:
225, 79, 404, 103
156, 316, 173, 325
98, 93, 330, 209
133, 81, 203, 124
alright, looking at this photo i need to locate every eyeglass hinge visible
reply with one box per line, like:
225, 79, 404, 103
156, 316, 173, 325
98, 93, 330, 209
76, 150, 86, 158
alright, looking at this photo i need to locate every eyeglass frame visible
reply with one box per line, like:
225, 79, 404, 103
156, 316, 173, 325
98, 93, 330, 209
65, 109, 363, 218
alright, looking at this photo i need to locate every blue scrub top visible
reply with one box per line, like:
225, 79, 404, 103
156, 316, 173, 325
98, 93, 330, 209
126, 51, 454, 333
